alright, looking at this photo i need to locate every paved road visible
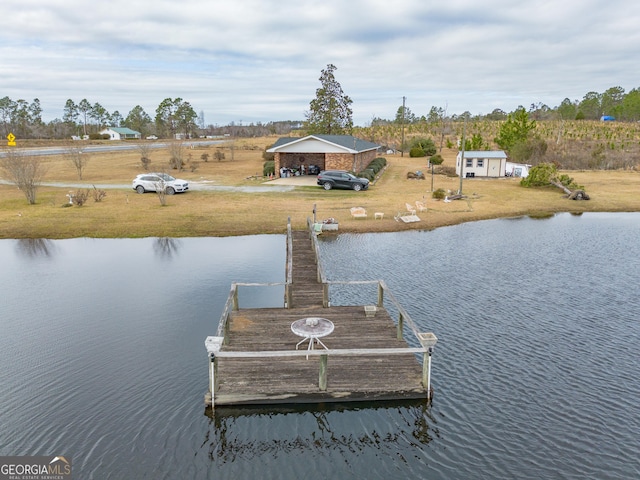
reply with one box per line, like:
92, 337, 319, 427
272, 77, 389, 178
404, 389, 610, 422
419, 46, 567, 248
0, 139, 226, 157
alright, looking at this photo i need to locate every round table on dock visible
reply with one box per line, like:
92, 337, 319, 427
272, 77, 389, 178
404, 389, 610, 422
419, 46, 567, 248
291, 317, 334, 357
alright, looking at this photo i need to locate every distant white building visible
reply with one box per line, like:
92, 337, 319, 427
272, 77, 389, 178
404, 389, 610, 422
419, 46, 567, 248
505, 162, 531, 178
456, 150, 507, 178
100, 127, 141, 140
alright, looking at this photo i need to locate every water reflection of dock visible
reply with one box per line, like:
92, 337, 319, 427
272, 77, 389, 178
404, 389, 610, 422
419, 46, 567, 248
205, 220, 437, 408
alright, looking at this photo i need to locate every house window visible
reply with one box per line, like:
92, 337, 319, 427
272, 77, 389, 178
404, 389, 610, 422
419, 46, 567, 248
477, 159, 484, 168
466, 158, 473, 168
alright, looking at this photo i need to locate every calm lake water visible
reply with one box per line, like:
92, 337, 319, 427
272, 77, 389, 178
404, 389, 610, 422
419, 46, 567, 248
1, 213, 639, 479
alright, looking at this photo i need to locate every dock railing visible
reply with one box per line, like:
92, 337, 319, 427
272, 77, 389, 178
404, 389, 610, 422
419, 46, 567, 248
285, 218, 293, 307
307, 216, 329, 304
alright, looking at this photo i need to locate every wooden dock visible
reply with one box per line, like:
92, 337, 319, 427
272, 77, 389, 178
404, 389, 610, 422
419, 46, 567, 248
205, 220, 437, 407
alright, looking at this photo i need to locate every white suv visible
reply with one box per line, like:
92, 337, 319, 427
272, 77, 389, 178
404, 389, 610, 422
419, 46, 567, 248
132, 173, 189, 194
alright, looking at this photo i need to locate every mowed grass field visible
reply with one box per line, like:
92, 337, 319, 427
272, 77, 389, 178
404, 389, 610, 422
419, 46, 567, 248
1, 136, 640, 238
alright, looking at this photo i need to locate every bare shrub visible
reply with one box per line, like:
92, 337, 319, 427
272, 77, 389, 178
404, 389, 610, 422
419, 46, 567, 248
72, 189, 90, 206
92, 185, 107, 202
214, 150, 225, 162
1, 148, 47, 204
168, 142, 185, 170
138, 143, 152, 171
155, 180, 168, 206
434, 165, 458, 177
64, 143, 90, 180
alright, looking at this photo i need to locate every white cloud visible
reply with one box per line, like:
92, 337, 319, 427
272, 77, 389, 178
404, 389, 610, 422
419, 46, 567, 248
2, 0, 638, 125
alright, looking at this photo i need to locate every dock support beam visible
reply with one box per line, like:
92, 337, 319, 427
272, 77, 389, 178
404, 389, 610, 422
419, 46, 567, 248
322, 283, 329, 308
205, 336, 224, 407
232, 285, 239, 311
319, 354, 328, 391
422, 350, 432, 400
285, 284, 292, 309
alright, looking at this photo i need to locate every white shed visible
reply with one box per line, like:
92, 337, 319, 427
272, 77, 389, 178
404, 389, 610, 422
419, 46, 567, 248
456, 150, 507, 178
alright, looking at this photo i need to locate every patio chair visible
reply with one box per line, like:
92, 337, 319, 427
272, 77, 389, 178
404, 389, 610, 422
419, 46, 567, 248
405, 203, 417, 215
350, 207, 367, 219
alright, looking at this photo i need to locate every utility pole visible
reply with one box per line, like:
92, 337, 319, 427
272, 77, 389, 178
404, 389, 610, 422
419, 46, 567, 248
401, 96, 406, 157
458, 115, 467, 195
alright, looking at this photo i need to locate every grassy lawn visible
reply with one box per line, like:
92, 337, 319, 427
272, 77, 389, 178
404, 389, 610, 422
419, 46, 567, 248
2, 137, 640, 238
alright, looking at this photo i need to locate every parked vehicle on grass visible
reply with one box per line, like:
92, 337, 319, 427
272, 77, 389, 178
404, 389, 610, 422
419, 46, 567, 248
132, 173, 189, 195
316, 170, 369, 191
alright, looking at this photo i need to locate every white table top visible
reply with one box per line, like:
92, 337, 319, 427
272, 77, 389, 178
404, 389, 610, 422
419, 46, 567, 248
291, 317, 334, 338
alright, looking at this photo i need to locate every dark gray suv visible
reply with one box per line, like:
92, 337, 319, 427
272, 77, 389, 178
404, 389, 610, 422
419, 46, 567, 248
316, 170, 369, 191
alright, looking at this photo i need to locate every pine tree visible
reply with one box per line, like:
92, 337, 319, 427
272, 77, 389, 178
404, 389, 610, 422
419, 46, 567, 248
304, 64, 353, 135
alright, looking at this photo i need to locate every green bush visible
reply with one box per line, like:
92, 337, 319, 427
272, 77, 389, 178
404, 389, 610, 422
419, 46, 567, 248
262, 145, 275, 162
263, 160, 275, 177
367, 157, 387, 173
359, 169, 375, 181
432, 188, 447, 199
520, 163, 557, 187
359, 157, 387, 178
410, 147, 426, 157
410, 137, 437, 156
429, 154, 444, 166
89, 133, 110, 140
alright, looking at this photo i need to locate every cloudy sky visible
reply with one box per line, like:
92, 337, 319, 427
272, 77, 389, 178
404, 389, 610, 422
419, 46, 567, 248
2, 0, 638, 126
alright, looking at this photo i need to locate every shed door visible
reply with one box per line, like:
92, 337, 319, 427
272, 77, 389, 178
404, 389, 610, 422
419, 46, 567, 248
487, 159, 501, 177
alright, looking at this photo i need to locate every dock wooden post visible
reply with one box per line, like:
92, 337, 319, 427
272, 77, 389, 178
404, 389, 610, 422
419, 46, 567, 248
417, 333, 438, 400
319, 354, 328, 391
285, 284, 292, 309
422, 351, 431, 396
205, 336, 224, 407
397, 312, 404, 341
232, 285, 239, 311
322, 283, 329, 307
377, 282, 384, 307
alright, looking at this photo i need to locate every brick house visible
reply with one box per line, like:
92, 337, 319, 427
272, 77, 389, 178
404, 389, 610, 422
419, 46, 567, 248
267, 135, 380, 177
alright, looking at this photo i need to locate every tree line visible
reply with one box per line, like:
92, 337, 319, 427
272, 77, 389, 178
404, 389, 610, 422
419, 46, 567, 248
373, 86, 640, 127
0, 94, 304, 141
2, 79, 640, 141
0, 96, 202, 140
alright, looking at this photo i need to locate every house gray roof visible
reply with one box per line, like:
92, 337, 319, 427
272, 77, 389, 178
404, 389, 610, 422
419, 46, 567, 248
460, 150, 507, 158
268, 135, 380, 153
